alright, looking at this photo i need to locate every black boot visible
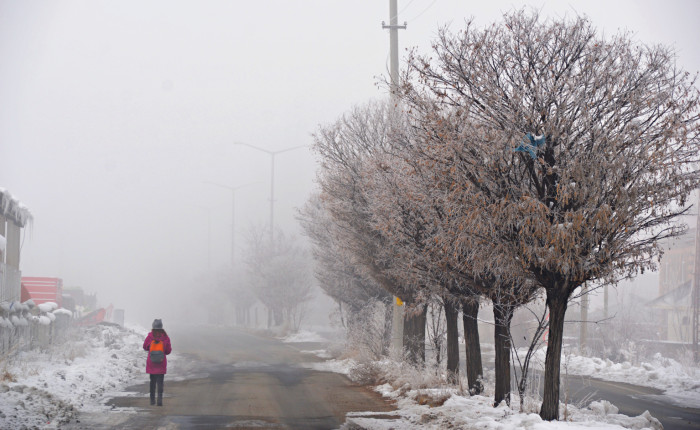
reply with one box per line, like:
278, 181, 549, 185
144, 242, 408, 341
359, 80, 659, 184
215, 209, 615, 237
150, 393, 155, 405
157, 394, 163, 406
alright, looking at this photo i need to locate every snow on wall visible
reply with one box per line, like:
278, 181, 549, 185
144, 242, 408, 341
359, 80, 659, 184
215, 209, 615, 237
53, 308, 73, 317
38, 302, 58, 313
0, 188, 32, 227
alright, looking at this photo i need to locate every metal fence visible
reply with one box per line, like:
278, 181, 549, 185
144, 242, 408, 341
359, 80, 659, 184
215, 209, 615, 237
0, 262, 21, 303
0, 314, 73, 355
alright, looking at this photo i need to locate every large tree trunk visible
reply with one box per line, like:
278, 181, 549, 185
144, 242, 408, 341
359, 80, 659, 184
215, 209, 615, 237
540, 291, 568, 420
403, 304, 427, 364
493, 299, 514, 407
462, 299, 484, 394
444, 300, 460, 383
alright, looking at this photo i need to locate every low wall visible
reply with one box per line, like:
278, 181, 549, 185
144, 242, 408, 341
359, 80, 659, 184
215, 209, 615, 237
0, 307, 73, 355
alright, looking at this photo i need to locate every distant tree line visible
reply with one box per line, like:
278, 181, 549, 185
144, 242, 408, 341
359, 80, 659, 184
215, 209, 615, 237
208, 227, 313, 332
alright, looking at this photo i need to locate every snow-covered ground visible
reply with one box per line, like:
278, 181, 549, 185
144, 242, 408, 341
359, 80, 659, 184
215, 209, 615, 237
551, 346, 700, 409
293, 335, 700, 430
1, 324, 696, 429
281, 329, 327, 343
345, 388, 662, 430
0, 324, 150, 429
302, 356, 664, 429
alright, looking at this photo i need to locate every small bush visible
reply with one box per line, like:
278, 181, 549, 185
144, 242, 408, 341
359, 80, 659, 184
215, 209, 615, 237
0, 369, 16, 382
349, 361, 387, 385
383, 359, 446, 392
345, 301, 390, 361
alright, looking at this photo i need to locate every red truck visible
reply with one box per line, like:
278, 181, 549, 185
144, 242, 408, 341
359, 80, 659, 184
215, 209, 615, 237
20, 277, 63, 307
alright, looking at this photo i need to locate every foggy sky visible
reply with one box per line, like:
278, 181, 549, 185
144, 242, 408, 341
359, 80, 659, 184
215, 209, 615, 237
1, 1, 698, 325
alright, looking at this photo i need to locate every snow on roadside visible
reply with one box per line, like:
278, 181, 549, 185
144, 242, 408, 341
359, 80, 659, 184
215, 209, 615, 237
301, 356, 356, 375
295, 330, 664, 430
281, 330, 326, 343
301, 349, 333, 359
340, 373, 663, 430
344, 388, 662, 430
0, 324, 149, 429
540, 347, 700, 409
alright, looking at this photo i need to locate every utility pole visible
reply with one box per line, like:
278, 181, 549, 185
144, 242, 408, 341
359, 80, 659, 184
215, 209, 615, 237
693, 189, 700, 362
233, 142, 307, 242
205, 181, 258, 267
382, 0, 407, 357
602, 268, 608, 321
382, 0, 407, 100
580, 283, 588, 354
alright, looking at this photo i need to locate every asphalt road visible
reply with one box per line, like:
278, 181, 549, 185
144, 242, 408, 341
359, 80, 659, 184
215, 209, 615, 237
68, 327, 700, 430
561, 372, 700, 430
69, 325, 394, 430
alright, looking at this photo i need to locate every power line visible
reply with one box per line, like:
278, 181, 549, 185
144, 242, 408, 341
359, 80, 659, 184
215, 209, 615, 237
406, 0, 438, 23
389, 0, 416, 21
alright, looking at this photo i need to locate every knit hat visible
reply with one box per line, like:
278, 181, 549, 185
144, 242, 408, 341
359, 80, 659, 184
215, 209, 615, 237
152, 319, 163, 329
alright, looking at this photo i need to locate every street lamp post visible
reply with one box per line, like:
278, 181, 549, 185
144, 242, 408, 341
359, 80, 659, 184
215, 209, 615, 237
205, 181, 258, 266
233, 142, 307, 241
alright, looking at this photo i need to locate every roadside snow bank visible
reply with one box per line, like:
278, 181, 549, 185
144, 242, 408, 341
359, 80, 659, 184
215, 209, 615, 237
542, 348, 700, 408
281, 330, 326, 343
299, 345, 664, 430
0, 324, 146, 429
343, 389, 662, 430
302, 357, 356, 374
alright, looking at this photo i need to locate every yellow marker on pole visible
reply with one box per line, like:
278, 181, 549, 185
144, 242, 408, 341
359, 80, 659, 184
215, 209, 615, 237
396, 297, 404, 306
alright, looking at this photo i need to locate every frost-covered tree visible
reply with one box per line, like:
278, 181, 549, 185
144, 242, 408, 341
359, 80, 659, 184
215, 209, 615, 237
299, 194, 392, 312
313, 101, 487, 389
368, 99, 536, 401
298, 194, 393, 354
358, 106, 484, 385
312, 102, 430, 363
243, 227, 313, 331
218, 266, 256, 326
401, 10, 700, 420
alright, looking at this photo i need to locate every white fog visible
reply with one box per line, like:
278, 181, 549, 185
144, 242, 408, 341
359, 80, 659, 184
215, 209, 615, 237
1, 1, 699, 429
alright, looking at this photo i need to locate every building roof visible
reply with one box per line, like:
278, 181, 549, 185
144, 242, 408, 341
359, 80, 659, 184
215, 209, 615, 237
647, 280, 693, 309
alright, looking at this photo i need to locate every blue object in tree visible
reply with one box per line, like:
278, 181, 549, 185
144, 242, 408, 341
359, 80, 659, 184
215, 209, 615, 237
514, 133, 546, 159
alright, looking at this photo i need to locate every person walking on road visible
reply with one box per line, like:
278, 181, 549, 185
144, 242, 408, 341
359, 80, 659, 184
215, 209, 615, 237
143, 319, 172, 406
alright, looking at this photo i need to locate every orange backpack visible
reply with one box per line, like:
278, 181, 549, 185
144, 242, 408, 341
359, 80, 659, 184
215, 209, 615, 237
149, 339, 165, 363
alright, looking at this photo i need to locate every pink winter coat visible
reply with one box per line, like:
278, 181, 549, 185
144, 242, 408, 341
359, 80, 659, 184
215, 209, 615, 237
143, 331, 172, 374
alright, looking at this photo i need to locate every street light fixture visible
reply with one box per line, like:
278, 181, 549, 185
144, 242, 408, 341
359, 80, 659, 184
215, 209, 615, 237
204, 181, 259, 266
233, 142, 308, 241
